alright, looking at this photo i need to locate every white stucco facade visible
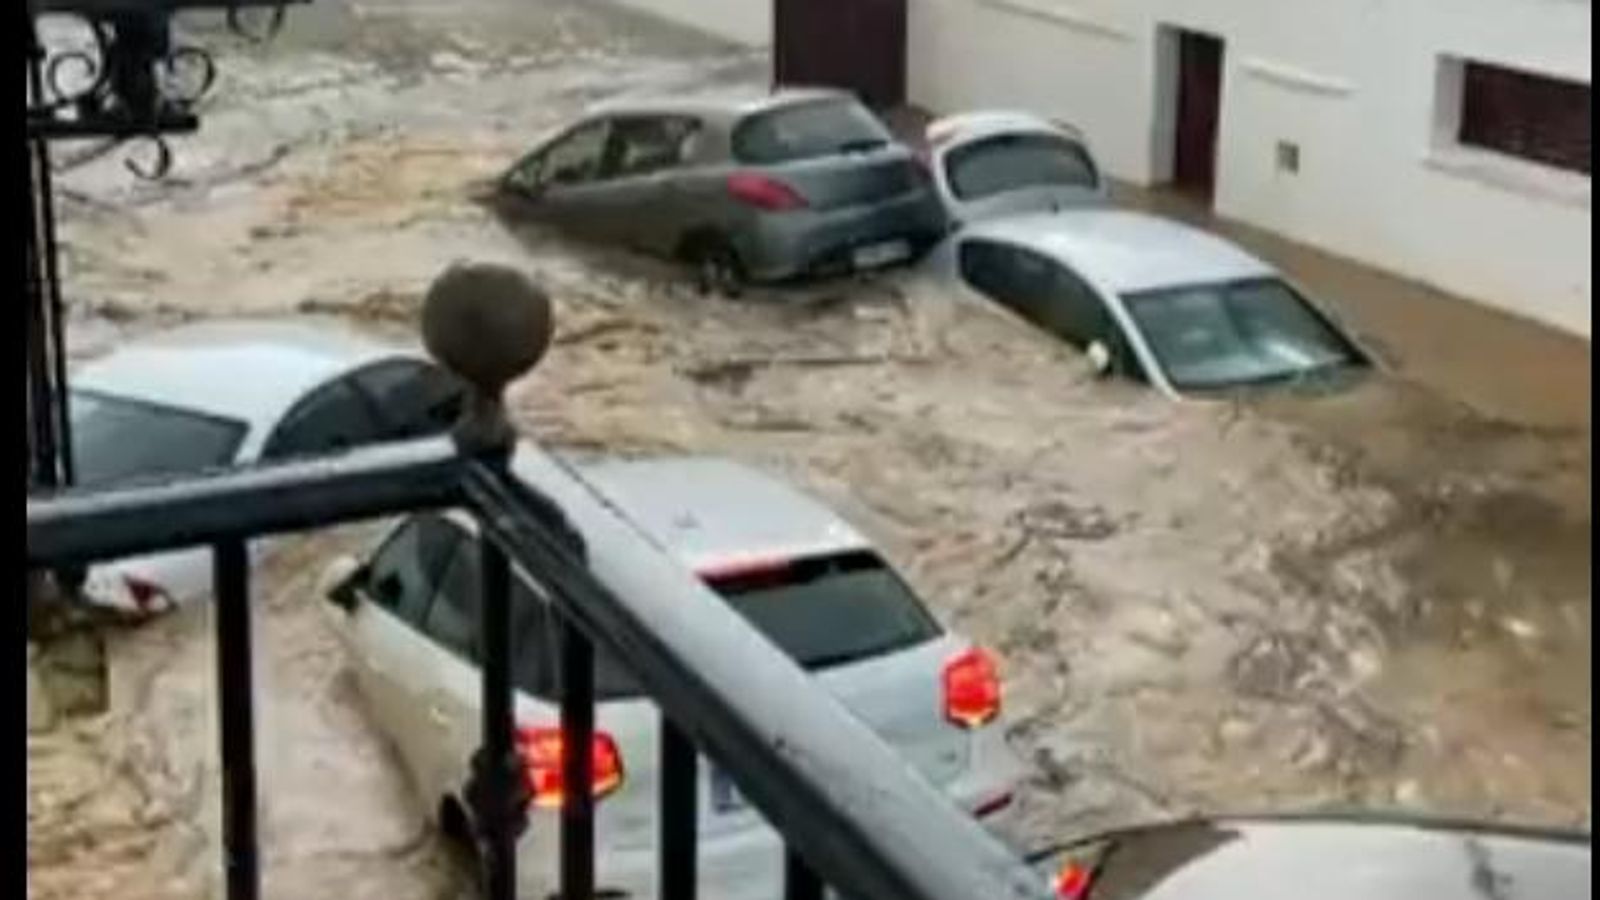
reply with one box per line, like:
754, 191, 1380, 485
601, 0, 1589, 337
907, 0, 1592, 337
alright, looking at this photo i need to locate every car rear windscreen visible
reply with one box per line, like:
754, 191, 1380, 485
733, 98, 894, 165
580, 550, 943, 700
946, 132, 1100, 201
69, 389, 249, 487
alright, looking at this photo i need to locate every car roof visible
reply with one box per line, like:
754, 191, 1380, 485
572, 456, 870, 572
588, 86, 853, 124
962, 209, 1276, 295
72, 318, 415, 428
927, 110, 1086, 146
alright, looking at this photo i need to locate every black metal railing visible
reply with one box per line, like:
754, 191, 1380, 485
27, 264, 1053, 900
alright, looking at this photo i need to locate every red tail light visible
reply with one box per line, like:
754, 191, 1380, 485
515, 726, 625, 810
1054, 860, 1092, 899
726, 173, 808, 211
942, 647, 1001, 729
123, 575, 169, 613
697, 555, 793, 583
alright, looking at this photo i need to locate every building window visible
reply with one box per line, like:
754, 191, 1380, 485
1455, 61, 1591, 176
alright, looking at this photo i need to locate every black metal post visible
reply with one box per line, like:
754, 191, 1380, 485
424, 262, 553, 899
35, 122, 73, 488
24, 12, 72, 491
476, 536, 518, 900
213, 540, 258, 900
785, 847, 825, 900
560, 617, 596, 899
659, 719, 699, 900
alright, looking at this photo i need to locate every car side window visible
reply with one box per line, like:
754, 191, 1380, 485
504, 150, 543, 194
959, 239, 1146, 381
425, 535, 483, 660
540, 120, 610, 189
957, 238, 1053, 322
603, 116, 700, 179
261, 378, 386, 461
350, 358, 465, 439
956, 239, 1013, 306
420, 533, 558, 693
1038, 260, 1113, 349
363, 514, 463, 626
414, 528, 635, 699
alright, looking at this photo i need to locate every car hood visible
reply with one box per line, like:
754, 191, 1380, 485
1029, 815, 1591, 900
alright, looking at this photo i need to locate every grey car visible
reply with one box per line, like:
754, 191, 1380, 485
489, 87, 949, 295
1028, 814, 1590, 899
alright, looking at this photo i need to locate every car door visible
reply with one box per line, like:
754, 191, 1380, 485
957, 237, 1146, 380
501, 119, 615, 241
339, 515, 465, 795
956, 237, 1056, 324
594, 115, 703, 253
1035, 259, 1148, 381
404, 522, 566, 803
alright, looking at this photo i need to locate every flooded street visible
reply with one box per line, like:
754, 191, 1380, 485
29, 0, 1590, 896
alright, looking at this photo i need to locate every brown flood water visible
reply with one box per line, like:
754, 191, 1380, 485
1113, 187, 1591, 826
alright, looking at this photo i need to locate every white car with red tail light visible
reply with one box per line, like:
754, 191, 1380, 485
923, 110, 1107, 228
320, 455, 1022, 899
66, 320, 465, 616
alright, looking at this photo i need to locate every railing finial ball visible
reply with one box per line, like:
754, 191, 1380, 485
421, 260, 553, 401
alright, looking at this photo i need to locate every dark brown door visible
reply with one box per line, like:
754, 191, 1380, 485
1174, 30, 1224, 198
774, 0, 906, 109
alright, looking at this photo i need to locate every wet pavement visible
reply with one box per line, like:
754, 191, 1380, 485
28, 0, 1591, 896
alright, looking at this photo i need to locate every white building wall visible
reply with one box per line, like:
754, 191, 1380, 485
609, 0, 771, 47
907, 0, 1593, 337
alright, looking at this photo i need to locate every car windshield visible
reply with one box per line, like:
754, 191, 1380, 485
68, 389, 249, 487
945, 132, 1100, 200
1122, 277, 1366, 392
586, 550, 943, 699
733, 98, 893, 164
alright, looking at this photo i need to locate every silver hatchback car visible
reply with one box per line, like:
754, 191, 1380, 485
321, 453, 1020, 899
489, 88, 950, 295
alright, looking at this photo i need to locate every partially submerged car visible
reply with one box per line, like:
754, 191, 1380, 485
488, 87, 949, 296
66, 320, 464, 614
320, 454, 1021, 899
924, 110, 1107, 227
947, 209, 1373, 399
1029, 814, 1590, 899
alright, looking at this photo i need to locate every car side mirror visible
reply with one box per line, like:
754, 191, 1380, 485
1086, 340, 1113, 378
318, 555, 367, 613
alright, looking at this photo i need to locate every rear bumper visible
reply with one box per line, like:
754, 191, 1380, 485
735, 190, 949, 284
515, 727, 1024, 899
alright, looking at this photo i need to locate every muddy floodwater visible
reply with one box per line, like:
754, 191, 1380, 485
29, 0, 1590, 896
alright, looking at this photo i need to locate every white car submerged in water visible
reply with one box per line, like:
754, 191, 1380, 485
65, 320, 464, 614
319, 454, 1023, 900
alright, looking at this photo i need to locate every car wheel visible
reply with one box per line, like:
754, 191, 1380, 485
692, 238, 744, 299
